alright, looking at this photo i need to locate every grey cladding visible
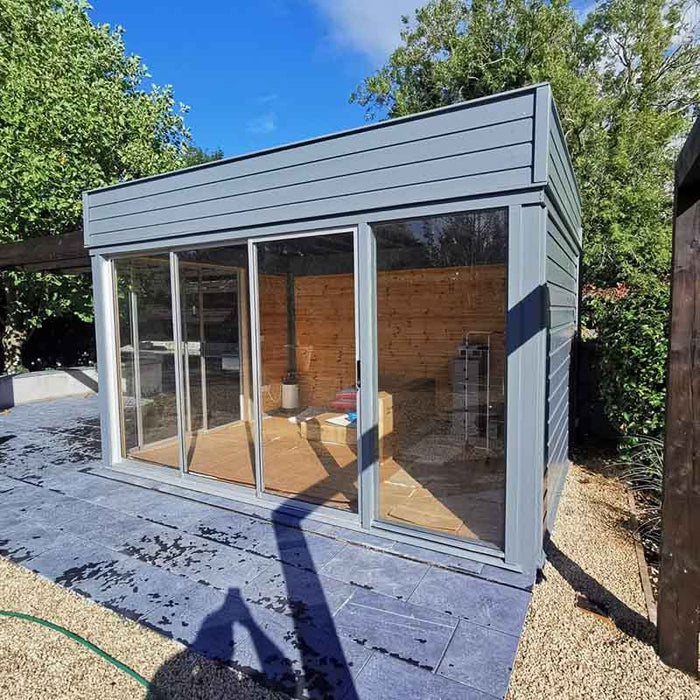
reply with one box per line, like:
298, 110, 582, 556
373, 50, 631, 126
543, 100, 582, 535
84, 90, 537, 248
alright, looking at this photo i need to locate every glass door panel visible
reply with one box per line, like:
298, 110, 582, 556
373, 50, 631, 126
114, 255, 180, 469
255, 232, 358, 513
177, 247, 256, 488
373, 210, 508, 548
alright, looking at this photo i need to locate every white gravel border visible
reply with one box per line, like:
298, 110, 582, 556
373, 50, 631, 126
507, 462, 699, 699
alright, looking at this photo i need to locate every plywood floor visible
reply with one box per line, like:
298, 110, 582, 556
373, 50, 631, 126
131, 417, 504, 544
131, 416, 358, 511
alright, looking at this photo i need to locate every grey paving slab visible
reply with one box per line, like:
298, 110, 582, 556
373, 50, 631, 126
438, 619, 520, 698
244, 560, 355, 627
117, 522, 271, 591
66, 511, 155, 551
242, 520, 348, 571
391, 541, 485, 574
178, 509, 261, 547
116, 488, 224, 528
36, 497, 121, 529
479, 562, 535, 590
62, 476, 151, 505
69, 553, 194, 621
316, 524, 395, 551
0, 483, 76, 516
333, 588, 457, 672
0, 521, 78, 564
409, 567, 530, 636
321, 545, 430, 600
351, 653, 491, 700
26, 540, 122, 584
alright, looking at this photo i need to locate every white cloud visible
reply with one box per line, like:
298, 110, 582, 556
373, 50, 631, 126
310, 0, 425, 62
246, 112, 277, 135
575, 1, 597, 21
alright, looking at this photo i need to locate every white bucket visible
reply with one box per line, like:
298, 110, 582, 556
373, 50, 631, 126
281, 382, 300, 409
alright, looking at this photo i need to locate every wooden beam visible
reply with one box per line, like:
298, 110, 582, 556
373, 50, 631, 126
657, 159, 700, 675
676, 116, 700, 189
0, 230, 89, 272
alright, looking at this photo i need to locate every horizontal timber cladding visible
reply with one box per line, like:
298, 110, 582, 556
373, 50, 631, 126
257, 265, 505, 410
543, 185, 581, 535
546, 103, 582, 242
84, 89, 538, 248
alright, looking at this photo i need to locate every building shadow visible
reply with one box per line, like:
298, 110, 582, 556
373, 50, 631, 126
545, 539, 656, 646
147, 588, 290, 700
145, 447, 366, 699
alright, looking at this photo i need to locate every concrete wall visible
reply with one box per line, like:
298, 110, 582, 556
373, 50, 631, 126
0, 368, 98, 409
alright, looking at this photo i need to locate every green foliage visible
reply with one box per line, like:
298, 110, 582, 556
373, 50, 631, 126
0, 0, 193, 372
182, 145, 224, 167
584, 280, 670, 437
620, 435, 665, 558
353, 0, 700, 441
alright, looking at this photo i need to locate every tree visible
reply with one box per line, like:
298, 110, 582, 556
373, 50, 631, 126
353, 0, 700, 439
0, 0, 192, 373
182, 145, 224, 168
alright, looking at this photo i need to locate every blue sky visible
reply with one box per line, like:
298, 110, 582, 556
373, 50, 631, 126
89, 0, 594, 158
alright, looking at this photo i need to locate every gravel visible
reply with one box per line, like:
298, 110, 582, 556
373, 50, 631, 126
507, 461, 700, 700
0, 557, 287, 699
3, 461, 698, 699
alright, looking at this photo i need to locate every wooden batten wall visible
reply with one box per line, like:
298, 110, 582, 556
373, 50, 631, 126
258, 264, 506, 409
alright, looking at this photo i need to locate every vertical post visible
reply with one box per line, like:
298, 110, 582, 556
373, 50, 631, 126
91, 253, 122, 466
504, 203, 547, 570
657, 180, 700, 676
357, 222, 377, 530
199, 268, 208, 431
249, 239, 264, 498
170, 252, 187, 476
129, 284, 144, 449
182, 272, 192, 435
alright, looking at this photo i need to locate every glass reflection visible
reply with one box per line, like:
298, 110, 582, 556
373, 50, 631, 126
373, 210, 507, 547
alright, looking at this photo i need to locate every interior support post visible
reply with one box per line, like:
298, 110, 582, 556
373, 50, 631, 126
128, 275, 144, 449
199, 268, 208, 431
286, 271, 296, 378
170, 251, 187, 475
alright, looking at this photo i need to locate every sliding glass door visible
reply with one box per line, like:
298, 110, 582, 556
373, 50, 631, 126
111, 217, 507, 550
114, 255, 180, 468
177, 246, 255, 488
372, 210, 508, 548
253, 232, 359, 513
114, 246, 255, 487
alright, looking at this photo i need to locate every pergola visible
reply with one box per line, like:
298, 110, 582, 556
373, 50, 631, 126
0, 229, 89, 273
658, 115, 700, 676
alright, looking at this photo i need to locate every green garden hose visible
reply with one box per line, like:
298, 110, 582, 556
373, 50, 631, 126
0, 610, 151, 691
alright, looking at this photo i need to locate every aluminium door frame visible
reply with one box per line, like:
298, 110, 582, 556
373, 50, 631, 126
247, 225, 363, 523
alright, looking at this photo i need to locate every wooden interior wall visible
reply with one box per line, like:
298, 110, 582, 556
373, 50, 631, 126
258, 274, 288, 411
377, 264, 506, 407
294, 274, 356, 406
257, 264, 506, 409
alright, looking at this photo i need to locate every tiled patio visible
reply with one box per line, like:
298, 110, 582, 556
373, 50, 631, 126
0, 396, 533, 699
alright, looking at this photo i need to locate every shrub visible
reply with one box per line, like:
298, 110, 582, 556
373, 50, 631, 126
583, 279, 670, 441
